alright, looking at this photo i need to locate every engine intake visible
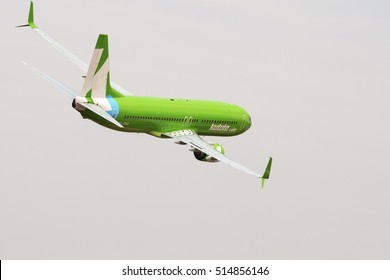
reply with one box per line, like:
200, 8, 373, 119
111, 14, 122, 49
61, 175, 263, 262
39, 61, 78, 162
193, 143, 225, 163
71, 96, 88, 111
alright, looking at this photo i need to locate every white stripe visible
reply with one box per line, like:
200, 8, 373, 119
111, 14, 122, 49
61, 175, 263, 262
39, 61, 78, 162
92, 59, 110, 99
81, 48, 103, 96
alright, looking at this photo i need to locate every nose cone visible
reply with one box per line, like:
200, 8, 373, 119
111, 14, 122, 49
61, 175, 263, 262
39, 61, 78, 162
244, 112, 252, 131
231, 104, 252, 134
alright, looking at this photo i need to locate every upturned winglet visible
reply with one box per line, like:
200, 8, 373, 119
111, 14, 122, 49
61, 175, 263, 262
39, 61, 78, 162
16, 1, 38, 29
260, 157, 273, 189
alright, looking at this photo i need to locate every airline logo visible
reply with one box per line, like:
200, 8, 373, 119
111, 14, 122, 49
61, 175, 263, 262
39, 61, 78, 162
209, 123, 230, 132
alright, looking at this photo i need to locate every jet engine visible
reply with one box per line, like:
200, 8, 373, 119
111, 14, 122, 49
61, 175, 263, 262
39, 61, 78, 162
71, 96, 87, 111
193, 143, 225, 163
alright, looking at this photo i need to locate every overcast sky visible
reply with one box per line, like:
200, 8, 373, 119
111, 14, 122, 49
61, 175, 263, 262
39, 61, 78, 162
1, 0, 389, 259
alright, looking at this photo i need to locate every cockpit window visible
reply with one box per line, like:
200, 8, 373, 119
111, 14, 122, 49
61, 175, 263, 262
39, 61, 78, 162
248, 116, 252, 123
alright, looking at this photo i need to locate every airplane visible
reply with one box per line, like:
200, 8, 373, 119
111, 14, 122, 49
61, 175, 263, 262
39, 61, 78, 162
18, 1, 272, 188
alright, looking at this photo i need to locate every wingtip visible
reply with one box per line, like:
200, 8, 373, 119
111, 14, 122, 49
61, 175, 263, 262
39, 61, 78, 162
17, 1, 38, 29
260, 157, 272, 189
28, 0, 38, 29
262, 157, 273, 179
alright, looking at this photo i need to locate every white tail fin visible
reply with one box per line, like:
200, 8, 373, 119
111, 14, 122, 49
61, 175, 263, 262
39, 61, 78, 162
81, 34, 112, 100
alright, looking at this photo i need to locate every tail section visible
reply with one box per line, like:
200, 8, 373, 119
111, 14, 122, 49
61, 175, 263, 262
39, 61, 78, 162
81, 34, 123, 100
81, 34, 119, 99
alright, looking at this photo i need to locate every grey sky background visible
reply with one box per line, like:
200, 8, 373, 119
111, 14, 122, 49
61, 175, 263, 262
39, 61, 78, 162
1, 0, 389, 259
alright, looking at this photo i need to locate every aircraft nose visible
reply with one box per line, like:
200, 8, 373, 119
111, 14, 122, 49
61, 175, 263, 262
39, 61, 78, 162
246, 114, 252, 129
247, 114, 252, 124
242, 112, 252, 131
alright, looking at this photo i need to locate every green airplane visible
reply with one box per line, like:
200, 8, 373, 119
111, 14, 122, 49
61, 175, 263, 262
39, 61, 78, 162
19, 1, 272, 187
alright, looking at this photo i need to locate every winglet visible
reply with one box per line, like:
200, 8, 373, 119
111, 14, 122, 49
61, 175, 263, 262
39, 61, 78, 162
260, 157, 273, 189
17, 1, 38, 29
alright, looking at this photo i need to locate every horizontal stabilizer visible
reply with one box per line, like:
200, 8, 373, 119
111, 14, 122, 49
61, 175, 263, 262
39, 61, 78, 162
79, 103, 123, 128
21, 60, 79, 98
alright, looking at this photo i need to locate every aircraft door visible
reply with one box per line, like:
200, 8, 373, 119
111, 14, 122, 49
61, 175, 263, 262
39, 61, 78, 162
240, 114, 247, 130
183, 116, 193, 126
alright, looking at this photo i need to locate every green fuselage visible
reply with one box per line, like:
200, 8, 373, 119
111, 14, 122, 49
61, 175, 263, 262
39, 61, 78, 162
80, 96, 252, 137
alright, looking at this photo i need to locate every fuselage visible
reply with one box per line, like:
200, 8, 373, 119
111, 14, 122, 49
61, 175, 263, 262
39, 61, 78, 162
79, 96, 252, 137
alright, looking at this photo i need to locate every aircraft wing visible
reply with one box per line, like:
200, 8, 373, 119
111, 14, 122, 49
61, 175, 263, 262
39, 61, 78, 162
18, 1, 133, 96
32, 28, 88, 73
164, 130, 272, 188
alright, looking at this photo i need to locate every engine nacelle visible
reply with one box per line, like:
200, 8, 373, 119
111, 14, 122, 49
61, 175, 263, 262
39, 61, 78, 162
193, 143, 225, 163
72, 96, 88, 111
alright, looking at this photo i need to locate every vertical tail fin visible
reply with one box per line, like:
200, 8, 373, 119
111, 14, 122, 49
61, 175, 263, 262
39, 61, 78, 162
81, 34, 123, 100
81, 34, 110, 99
